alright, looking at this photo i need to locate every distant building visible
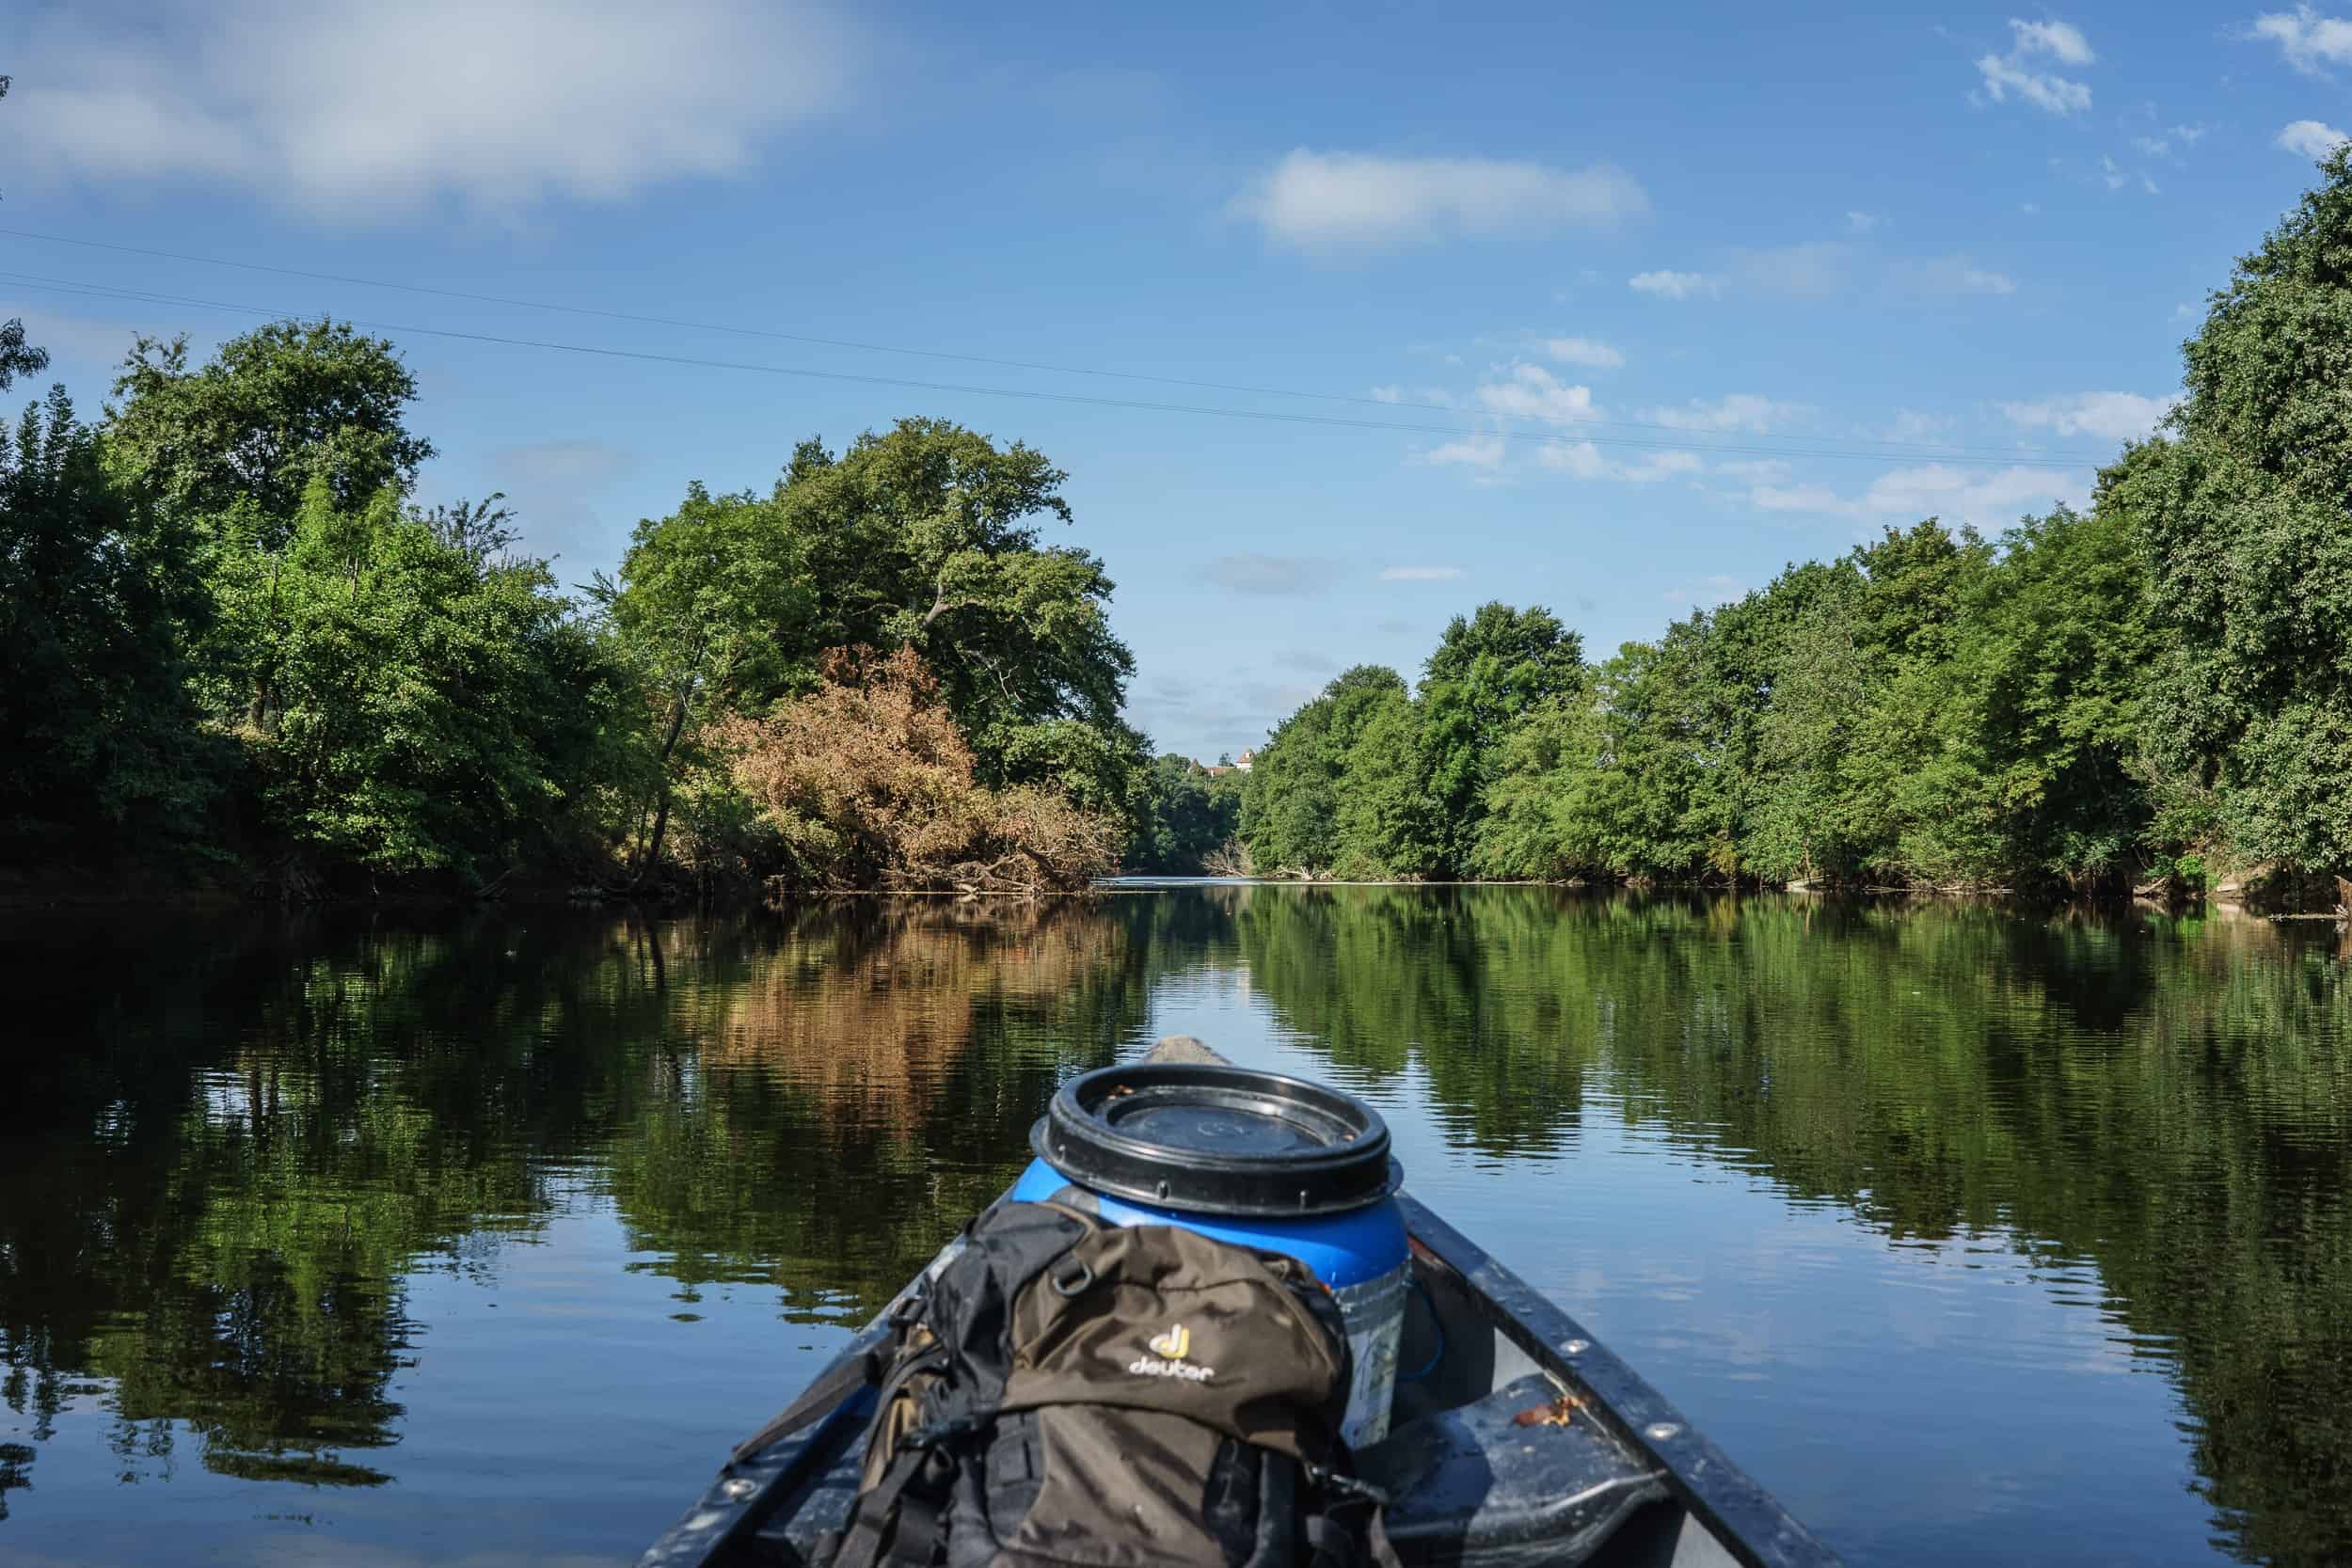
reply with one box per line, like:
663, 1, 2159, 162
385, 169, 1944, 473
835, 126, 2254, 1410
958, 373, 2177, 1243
1199, 748, 1255, 779
1235, 749, 1255, 771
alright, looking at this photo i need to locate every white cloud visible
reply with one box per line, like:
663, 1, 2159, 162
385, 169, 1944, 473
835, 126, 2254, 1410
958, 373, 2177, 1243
2171, 122, 2209, 144
2102, 154, 2129, 190
1475, 364, 1600, 425
1370, 384, 1455, 407
1999, 390, 2179, 440
1232, 150, 1648, 248
1641, 393, 1808, 433
1537, 442, 1701, 483
1751, 464, 2091, 531
1541, 336, 1627, 370
2009, 18, 2095, 64
1629, 269, 1717, 299
8, 0, 858, 219
2278, 119, 2352, 158
2171, 301, 2199, 323
1894, 255, 2018, 297
1883, 408, 1955, 442
2133, 135, 2169, 156
1381, 565, 1468, 580
1199, 554, 1349, 595
1846, 210, 1881, 233
1732, 241, 1852, 298
1975, 19, 2094, 115
1427, 433, 1507, 468
2251, 6, 2352, 73
1714, 457, 1795, 483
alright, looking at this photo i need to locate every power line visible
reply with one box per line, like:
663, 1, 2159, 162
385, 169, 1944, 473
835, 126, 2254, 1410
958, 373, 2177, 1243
0, 268, 2106, 473
0, 224, 2117, 466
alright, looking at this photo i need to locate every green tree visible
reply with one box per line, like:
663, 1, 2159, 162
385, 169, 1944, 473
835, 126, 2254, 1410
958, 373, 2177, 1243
2110, 144, 2352, 875
0, 386, 215, 850
1239, 665, 1409, 873
1331, 687, 1436, 876
207, 477, 621, 882
1128, 753, 1242, 873
596, 481, 815, 876
607, 420, 1145, 874
106, 323, 435, 538
1418, 603, 1583, 874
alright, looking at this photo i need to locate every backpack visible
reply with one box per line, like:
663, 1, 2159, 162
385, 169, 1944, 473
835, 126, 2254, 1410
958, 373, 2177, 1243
818, 1199, 1397, 1568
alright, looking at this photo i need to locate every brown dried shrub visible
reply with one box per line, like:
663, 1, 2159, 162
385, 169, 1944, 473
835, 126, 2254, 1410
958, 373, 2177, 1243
720, 646, 1118, 893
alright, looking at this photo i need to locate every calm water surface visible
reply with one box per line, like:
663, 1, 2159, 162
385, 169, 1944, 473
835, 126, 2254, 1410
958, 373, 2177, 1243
3, 887, 2348, 1567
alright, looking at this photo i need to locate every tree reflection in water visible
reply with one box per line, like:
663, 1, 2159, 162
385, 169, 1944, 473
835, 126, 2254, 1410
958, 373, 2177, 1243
0, 891, 2345, 1565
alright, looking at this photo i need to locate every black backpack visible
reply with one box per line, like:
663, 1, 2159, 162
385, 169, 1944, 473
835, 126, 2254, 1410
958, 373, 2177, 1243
813, 1199, 1395, 1568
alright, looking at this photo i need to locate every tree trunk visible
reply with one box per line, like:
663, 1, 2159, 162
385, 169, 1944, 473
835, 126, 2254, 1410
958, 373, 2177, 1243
628, 682, 696, 884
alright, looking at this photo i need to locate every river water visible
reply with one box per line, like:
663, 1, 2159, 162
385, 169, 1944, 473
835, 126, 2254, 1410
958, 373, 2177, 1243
2, 886, 2347, 1567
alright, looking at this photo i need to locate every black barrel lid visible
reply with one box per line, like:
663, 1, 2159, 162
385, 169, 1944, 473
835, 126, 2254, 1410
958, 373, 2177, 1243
1031, 1062, 1399, 1217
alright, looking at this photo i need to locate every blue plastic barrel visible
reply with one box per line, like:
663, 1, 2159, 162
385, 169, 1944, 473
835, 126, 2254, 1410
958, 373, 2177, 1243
1019, 1061, 1409, 1445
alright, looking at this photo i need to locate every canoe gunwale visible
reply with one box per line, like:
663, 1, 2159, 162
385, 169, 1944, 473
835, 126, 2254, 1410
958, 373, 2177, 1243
640, 1194, 1843, 1568
1396, 1192, 1842, 1568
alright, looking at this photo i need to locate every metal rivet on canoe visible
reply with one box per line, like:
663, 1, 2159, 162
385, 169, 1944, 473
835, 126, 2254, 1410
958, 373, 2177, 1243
719, 1477, 759, 1500
1645, 1422, 1682, 1442
1563, 1338, 1591, 1355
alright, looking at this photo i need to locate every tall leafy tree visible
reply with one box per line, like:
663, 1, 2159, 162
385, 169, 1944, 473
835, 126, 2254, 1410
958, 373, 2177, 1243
1418, 603, 1582, 874
2109, 143, 2352, 875
0, 386, 214, 847
107, 323, 435, 538
205, 477, 620, 882
1240, 665, 1409, 873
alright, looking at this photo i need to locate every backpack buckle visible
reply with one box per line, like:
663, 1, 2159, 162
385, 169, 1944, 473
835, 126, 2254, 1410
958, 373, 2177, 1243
1046, 1258, 1094, 1297
897, 1414, 984, 1453
1304, 1462, 1391, 1507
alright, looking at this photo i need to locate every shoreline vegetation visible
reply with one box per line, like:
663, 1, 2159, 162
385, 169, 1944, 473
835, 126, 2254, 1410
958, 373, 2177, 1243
11, 155, 2352, 911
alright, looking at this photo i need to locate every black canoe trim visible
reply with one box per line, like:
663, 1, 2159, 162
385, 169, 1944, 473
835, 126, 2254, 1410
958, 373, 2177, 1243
1394, 1192, 1841, 1568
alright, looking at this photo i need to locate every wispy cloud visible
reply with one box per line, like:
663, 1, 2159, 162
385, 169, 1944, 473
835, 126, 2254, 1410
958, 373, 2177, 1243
1232, 150, 1648, 248
8, 0, 861, 219
1999, 390, 2178, 440
1380, 565, 1467, 580
1199, 552, 1345, 595
1634, 243, 1989, 304
1629, 269, 1717, 300
1750, 463, 2090, 532
1846, 210, 1882, 233
1426, 433, 1507, 468
1475, 364, 1601, 425
1537, 443, 1702, 483
2278, 119, 2352, 158
1541, 336, 1627, 370
2249, 6, 2352, 73
1975, 17, 2095, 115
1640, 393, 1809, 434
1891, 254, 2018, 297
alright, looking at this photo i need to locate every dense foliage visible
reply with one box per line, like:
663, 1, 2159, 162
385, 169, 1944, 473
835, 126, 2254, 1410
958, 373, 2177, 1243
722, 646, 1119, 892
2, 319, 1140, 895
18, 148, 2352, 895
1236, 149, 2352, 893
1125, 753, 1244, 873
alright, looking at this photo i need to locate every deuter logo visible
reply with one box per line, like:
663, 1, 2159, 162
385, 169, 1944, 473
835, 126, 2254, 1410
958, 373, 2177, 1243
1129, 1322, 1213, 1382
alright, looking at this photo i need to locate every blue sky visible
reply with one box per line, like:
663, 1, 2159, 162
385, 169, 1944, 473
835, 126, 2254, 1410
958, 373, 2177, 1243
3, 2, 2346, 761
